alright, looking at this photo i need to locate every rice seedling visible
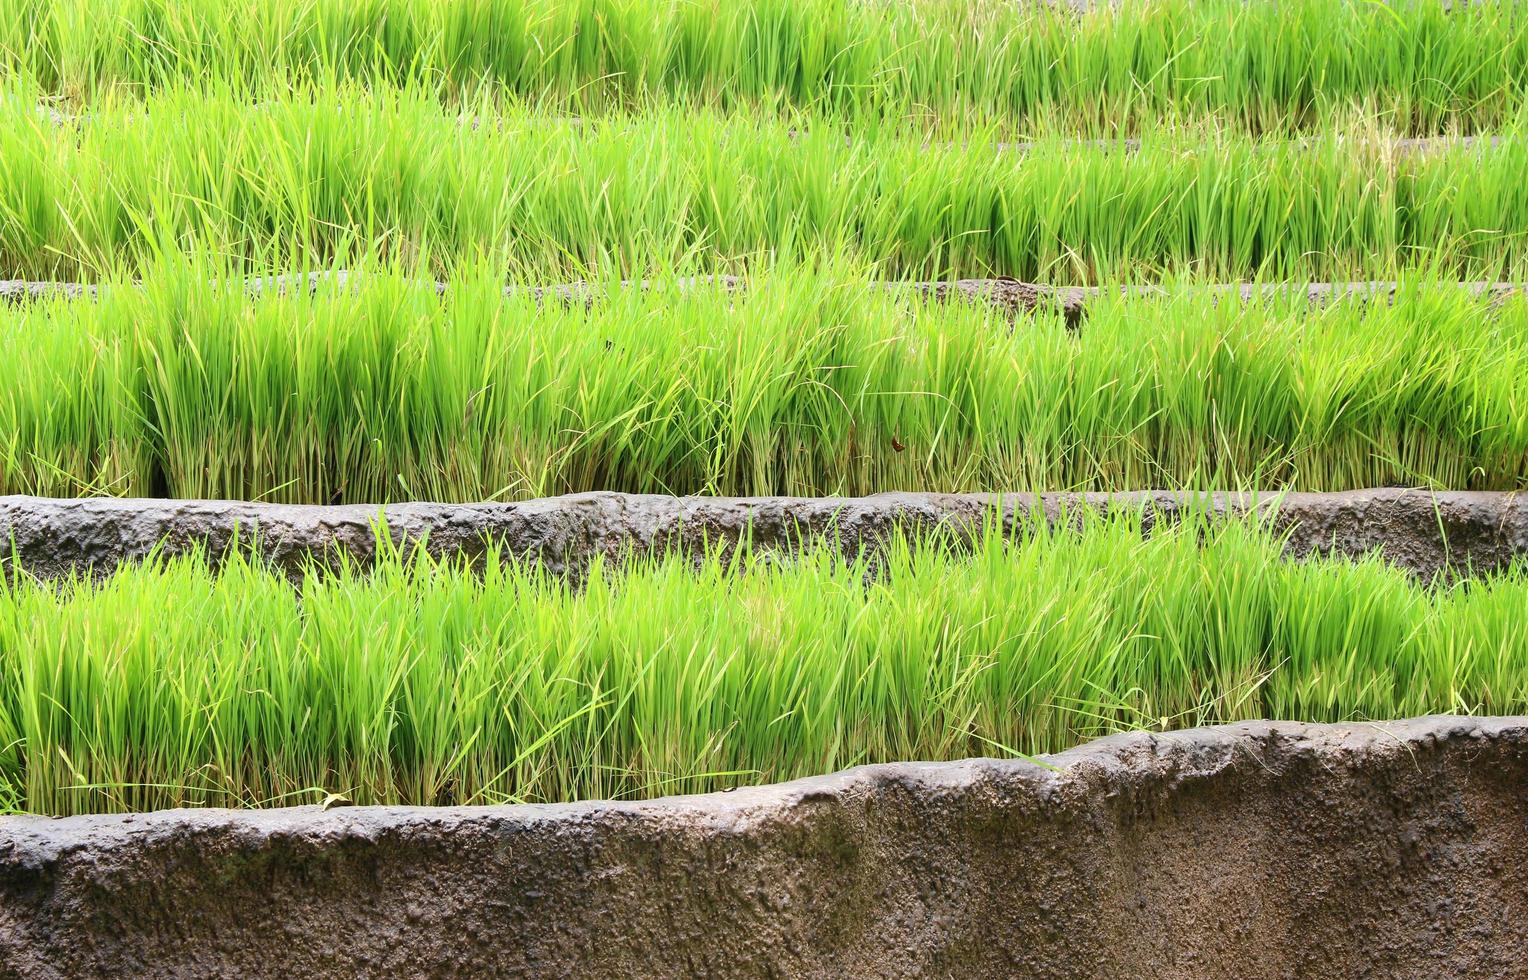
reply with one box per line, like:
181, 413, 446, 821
0, 262, 1523, 502
1, 90, 1527, 282
0, 0, 1523, 135
0, 513, 1522, 816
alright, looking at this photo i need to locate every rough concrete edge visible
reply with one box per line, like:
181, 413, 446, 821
0, 714, 1515, 858
2, 488, 1525, 580
3, 275, 1523, 323
33, 99, 1513, 150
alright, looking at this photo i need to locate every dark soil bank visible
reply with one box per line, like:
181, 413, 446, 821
0, 716, 1525, 977
3, 487, 1526, 581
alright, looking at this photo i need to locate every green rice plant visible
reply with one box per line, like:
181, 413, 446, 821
0, 261, 1523, 502
0, 514, 1524, 815
0, 91, 1527, 281
0, 0, 1524, 134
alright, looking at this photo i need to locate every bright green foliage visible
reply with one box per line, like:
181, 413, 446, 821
1, 265, 1523, 501
2, 93, 1528, 281
0, 0, 1524, 133
0, 0, 1524, 821
0, 516, 1523, 815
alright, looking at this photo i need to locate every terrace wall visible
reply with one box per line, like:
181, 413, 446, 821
0, 716, 1524, 977
4, 487, 1525, 580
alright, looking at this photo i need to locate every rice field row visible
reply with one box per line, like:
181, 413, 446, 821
4, 266, 1524, 502
2, 0, 1524, 134
3, 95, 1528, 282
4, 515, 1523, 815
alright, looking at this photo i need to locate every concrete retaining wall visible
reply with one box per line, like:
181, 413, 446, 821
0, 716, 1524, 977
5, 275, 1524, 326
2, 488, 1525, 580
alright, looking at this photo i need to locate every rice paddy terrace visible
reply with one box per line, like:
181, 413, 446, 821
0, 1, 1527, 976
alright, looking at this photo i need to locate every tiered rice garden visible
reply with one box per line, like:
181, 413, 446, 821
0, 0, 1525, 814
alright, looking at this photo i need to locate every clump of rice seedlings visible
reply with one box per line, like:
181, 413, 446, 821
1, 91, 1527, 281
0, 0, 1524, 134
0, 260, 1523, 502
0, 513, 1523, 816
